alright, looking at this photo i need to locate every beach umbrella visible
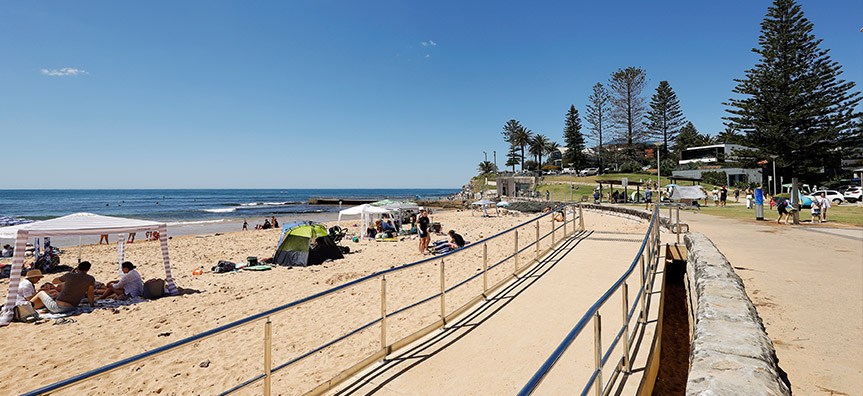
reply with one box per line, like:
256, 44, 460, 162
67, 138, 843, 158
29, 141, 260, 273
496, 201, 511, 206
0, 216, 35, 227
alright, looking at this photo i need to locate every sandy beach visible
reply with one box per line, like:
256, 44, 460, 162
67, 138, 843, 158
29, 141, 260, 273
1, 208, 579, 395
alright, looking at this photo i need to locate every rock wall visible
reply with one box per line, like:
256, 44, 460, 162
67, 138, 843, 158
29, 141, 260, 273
684, 233, 790, 396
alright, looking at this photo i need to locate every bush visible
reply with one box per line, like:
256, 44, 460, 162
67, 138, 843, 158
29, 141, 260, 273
620, 161, 643, 173
701, 171, 726, 186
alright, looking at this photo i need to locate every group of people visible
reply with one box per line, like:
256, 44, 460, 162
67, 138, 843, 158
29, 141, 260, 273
17, 260, 144, 315
247, 217, 280, 231
367, 219, 397, 239
776, 192, 832, 224
709, 186, 730, 207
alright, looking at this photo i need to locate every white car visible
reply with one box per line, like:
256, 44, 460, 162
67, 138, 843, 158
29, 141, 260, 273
579, 167, 599, 176
844, 187, 862, 203
808, 189, 844, 205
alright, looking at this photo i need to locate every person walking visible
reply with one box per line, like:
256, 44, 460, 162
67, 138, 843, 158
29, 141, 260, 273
746, 188, 754, 209
720, 186, 728, 207
734, 188, 740, 203
644, 189, 652, 210
242, 219, 248, 231
819, 192, 831, 222
776, 199, 792, 224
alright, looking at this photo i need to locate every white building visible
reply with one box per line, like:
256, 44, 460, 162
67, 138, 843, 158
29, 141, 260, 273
679, 143, 751, 165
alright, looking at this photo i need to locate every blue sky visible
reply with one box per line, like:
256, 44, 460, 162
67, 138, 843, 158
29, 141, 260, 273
1, 1, 860, 189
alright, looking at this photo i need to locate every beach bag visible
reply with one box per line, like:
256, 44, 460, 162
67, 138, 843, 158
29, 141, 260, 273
14, 303, 39, 323
212, 260, 236, 273
143, 279, 166, 299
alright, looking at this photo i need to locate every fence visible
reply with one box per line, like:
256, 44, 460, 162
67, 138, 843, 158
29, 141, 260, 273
23, 203, 586, 396
518, 204, 662, 396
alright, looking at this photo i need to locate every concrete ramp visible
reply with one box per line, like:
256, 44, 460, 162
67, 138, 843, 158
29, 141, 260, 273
328, 217, 662, 396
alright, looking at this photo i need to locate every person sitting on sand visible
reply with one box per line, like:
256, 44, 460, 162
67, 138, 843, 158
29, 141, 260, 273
98, 261, 143, 300
262, 219, 272, 230
271, 217, 279, 228
1, 244, 12, 257
16, 269, 44, 306
448, 230, 465, 249
542, 206, 552, 214
30, 261, 95, 314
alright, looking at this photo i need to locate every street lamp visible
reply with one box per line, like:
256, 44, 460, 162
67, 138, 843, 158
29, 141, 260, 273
770, 155, 778, 196
568, 162, 574, 202
654, 142, 663, 191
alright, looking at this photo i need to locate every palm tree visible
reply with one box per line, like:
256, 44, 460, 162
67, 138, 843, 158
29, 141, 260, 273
511, 127, 533, 170
477, 161, 496, 174
545, 141, 561, 166
529, 134, 550, 166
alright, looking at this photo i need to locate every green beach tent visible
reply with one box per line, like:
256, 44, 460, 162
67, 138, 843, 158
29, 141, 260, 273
273, 224, 343, 266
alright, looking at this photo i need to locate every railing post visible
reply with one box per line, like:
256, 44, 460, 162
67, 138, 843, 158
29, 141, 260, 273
440, 259, 446, 325
563, 208, 567, 236
551, 215, 555, 246
639, 254, 647, 324
676, 207, 681, 245
621, 282, 631, 373
593, 312, 603, 396
535, 220, 540, 260
579, 203, 585, 230
514, 230, 519, 273
381, 276, 387, 352
482, 243, 488, 297
264, 316, 272, 396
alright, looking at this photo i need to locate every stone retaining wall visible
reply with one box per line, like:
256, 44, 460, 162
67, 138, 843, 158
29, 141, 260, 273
684, 233, 790, 395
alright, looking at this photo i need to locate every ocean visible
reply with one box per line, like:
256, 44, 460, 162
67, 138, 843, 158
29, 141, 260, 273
0, 189, 459, 245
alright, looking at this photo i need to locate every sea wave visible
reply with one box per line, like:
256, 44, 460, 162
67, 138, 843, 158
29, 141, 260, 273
166, 219, 228, 226
238, 201, 301, 206
202, 208, 236, 213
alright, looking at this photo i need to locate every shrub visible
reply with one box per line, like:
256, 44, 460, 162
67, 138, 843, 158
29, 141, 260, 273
620, 161, 643, 173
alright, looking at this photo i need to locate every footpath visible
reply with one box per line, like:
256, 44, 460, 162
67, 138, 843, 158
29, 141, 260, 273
328, 213, 660, 396
679, 211, 863, 395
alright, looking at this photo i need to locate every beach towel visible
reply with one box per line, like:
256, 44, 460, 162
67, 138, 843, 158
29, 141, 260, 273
243, 265, 273, 271
37, 297, 148, 320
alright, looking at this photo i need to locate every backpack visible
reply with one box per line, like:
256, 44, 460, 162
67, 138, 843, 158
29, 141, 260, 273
14, 303, 39, 323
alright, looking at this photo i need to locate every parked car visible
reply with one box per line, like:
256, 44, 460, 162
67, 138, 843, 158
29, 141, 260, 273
843, 187, 862, 203
579, 167, 599, 176
807, 189, 844, 205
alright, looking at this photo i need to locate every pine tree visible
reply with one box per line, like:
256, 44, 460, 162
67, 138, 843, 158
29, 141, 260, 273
505, 145, 521, 172
563, 105, 586, 170
586, 83, 611, 171
675, 122, 710, 159
609, 67, 648, 159
501, 119, 523, 145
645, 80, 685, 155
724, 0, 861, 179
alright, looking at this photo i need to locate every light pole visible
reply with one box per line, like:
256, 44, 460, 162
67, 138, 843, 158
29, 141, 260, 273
770, 155, 778, 196
483, 151, 487, 163
568, 162, 574, 202
654, 142, 663, 191
493, 151, 497, 171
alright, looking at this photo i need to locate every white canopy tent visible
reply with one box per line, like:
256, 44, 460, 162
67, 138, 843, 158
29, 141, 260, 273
337, 204, 391, 237
0, 213, 179, 326
671, 186, 707, 201
471, 199, 496, 217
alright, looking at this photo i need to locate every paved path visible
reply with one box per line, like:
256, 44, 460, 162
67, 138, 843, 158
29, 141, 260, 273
328, 214, 661, 396
679, 211, 863, 395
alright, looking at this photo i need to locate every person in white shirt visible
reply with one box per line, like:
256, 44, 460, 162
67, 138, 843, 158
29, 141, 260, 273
1, 244, 12, 258
819, 192, 831, 222
97, 261, 143, 300
16, 269, 44, 306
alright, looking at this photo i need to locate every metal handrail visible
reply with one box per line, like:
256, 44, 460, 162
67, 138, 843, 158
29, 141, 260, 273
517, 205, 661, 396
23, 203, 582, 396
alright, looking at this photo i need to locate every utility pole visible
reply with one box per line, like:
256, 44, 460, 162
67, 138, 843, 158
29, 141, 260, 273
770, 155, 778, 196
483, 151, 487, 163
493, 151, 496, 171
